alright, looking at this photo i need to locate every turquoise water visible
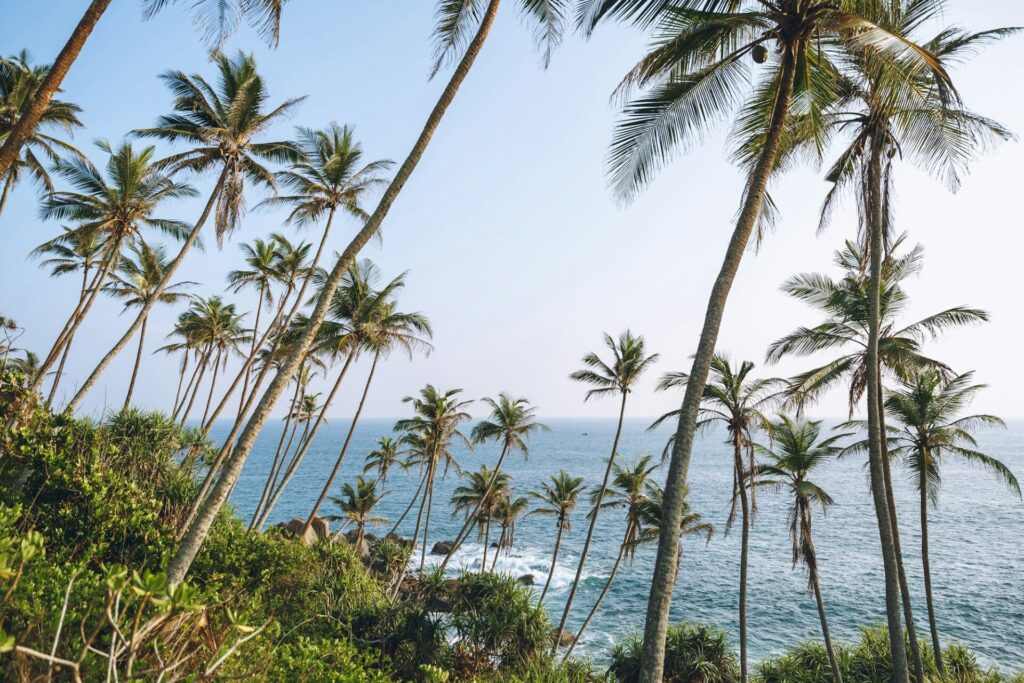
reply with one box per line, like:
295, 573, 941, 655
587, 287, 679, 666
219, 417, 1024, 669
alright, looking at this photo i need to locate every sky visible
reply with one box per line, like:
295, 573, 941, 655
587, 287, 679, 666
1, 1, 1022, 421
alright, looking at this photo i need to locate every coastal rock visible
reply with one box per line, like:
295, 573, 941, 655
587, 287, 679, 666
517, 574, 535, 586
277, 518, 318, 546
385, 532, 414, 548
557, 629, 575, 647
354, 537, 370, 561
309, 515, 329, 539
430, 540, 454, 556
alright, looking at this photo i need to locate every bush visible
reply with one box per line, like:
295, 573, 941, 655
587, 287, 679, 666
609, 622, 739, 683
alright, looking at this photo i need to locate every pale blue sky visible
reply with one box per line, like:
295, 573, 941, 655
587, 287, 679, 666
2, 1, 1022, 420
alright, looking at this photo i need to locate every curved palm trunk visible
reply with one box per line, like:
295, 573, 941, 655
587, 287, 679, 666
734, 438, 751, 683
303, 352, 380, 532
0, 173, 14, 217
389, 474, 426, 537
809, 560, 843, 683
122, 316, 147, 410
564, 528, 630, 659
537, 521, 565, 608
47, 267, 91, 406
482, 517, 490, 571
919, 454, 943, 676
638, 48, 799, 682
173, 355, 202, 420
0, 0, 112, 179
165, 0, 502, 586
250, 378, 302, 528
865, 141, 909, 683
239, 283, 266, 407
440, 441, 512, 571
554, 392, 628, 654
178, 350, 210, 427
408, 464, 436, 576
65, 168, 228, 414
420, 472, 437, 572
172, 353, 189, 413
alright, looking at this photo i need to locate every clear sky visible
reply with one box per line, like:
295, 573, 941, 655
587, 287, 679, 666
1, 1, 1022, 421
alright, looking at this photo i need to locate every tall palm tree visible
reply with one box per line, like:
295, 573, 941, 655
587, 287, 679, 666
884, 370, 1019, 675
755, 416, 847, 683
174, 296, 248, 426
25, 140, 195, 405
0, 0, 290, 181
565, 456, 659, 658
64, 51, 303, 413
577, 3, 946, 677
104, 242, 195, 408
394, 385, 473, 574
491, 492, 528, 570
167, 0, 571, 586
30, 226, 105, 404
0, 52, 83, 216
326, 475, 387, 550
364, 436, 405, 492
649, 356, 778, 682
630, 483, 713, 557
441, 393, 547, 569
529, 470, 585, 607
227, 237, 282, 403
554, 330, 657, 652
451, 466, 510, 570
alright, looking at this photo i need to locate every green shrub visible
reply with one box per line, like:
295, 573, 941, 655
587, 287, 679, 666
267, 636, 393, 682
609, 622, 739, 683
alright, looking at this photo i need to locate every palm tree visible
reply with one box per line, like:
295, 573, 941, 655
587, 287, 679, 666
364, 436, 404, 492
554, 330, 657, 652
64, 51, 303, 413
650, 356, 778, 682
227, 237, 282, 403
25, 140, 195, 405
529, 471, 585, 607
326, 475, 387, 550
451, 466, 510, 570
630, 483, 713, 556
755, 416, 847, 683
0, 52, 83, 216
104, 242, 195, 408
441, 394, 547, 569
30, 226, 105, 404
0, 0, 291, 182
576, 2, 946, 676
491, 493, 528, 570
884, 370, 1019, 675
167, 0, 571, 586
394, 385, 473, 574
768, 238, 989, 678
174, 296, 248, 426
565, 456, 660, 658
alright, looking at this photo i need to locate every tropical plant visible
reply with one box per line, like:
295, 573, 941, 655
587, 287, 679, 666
104, 242, 195, 408
63, 51, 303, 413
755, 416, 848, 683
451, 465, 510, 570
441, 393, 547, 569
364, 435, 405, 492
0, 52, 83, 216
491, 492, 528, 569
528, 470, 585, 607
554, 330, 657, 653
326, 475, 388, 550
883, 369, 1019, 674
610, 621, 739, 683
650, 355, 777, 681
227, 236, 284, 403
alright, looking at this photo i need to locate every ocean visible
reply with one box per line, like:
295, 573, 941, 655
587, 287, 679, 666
216, 417, 1024, 670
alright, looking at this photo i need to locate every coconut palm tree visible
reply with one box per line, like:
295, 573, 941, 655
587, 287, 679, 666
491, 492, 528, 569
451, 466, 510, 570
441, 394, 547, 569
167, 0, 572, 586
326, 475, 387, 551
64, 51, 303, 414
30, 226, 105, 404
554, 330, 657, 652
25, 140, 195, 405
529, 470, 585, 607
884, 370, 1019, 674
364, 436, 404, 492
103, 242, 195, 408
227, 237, 282, 403
0, 0, 292, 181
755, 416, 847, 683
649, 356, 778, 682
0, 52, 83, 216
577, 3, 950, 676
630, 483, 713, 556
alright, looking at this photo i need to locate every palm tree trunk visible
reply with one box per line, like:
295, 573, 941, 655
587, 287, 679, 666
239, 282, 266, 407
303, 351, 380, 532
564, 529, 630, 659
173, 354, 201, 420
0, 0, 112, 179
253, 351, 357, 529
250, 377, 302, 528
920, 456, 944, 676
734, 438, 751, 683
409, 464, 435, 574
172, 353, 188, 414
865, 140, 909, 683
482, 517, 490, 571
46, 268, 90, 406
65, 167, 229, 414
638, 47, 799, 683
178, 350, 209, 427
537, 522, 564, 607
420, 470, 436, 573
389, 474, 426, 536
878, 387, 925, 682
810, 561, 843, 683
440, 442, 512, 570
0, 172, 14, 216
164, 0, 502, 586
554, 391, 628, 654
122, 316, 147, 410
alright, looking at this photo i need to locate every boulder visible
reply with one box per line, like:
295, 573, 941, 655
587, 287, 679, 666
557, 629, 575, 647
430, 540, 454, 556
353, 537, 370, 561
517, 574, 535, 586
385, 532, 414, 548
309, 515, 329, 539
277, 518, 318, 546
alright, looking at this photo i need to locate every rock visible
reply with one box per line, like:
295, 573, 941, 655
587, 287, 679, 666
517, 574, 535, 586
557, 629, 575, 647
309, 515, 329, 539
364, 533, 378, 545
277, 518, 318, 546
353, 537, 370, 561
430, 540, 454, 556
